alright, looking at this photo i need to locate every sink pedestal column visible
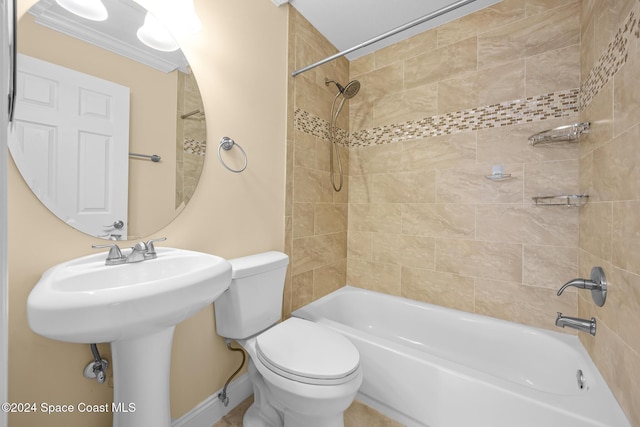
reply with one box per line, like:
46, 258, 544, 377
111, 326, 175, 427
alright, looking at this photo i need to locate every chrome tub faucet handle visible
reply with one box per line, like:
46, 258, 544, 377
557, 267, 607, 307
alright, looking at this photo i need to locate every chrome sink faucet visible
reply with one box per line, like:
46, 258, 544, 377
555, 312, 596, 336
92, 237, 167, 265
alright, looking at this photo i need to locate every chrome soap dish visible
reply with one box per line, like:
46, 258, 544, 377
529, 122, 590, 146
532, 194, 589, 207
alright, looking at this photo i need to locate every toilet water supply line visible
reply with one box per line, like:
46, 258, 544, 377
218, 339, 246, 407
86, 344, 109, 384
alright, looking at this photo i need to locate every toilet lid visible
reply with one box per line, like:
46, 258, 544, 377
256, 318, 360, 385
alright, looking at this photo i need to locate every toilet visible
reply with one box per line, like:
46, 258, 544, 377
214, 251, 362, 427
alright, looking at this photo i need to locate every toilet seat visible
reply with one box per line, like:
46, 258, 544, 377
255, 318, 360, 386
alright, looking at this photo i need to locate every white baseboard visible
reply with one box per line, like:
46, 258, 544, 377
172, 374, 252, 427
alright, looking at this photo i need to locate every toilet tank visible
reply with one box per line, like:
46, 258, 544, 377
214, 251, 289, 340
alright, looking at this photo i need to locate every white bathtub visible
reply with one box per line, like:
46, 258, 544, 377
292, 286, 631, 427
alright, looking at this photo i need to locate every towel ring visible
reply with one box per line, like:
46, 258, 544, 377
218, 136, 247, 173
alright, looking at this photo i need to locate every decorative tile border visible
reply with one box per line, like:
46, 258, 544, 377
184, 138, 206, 156
350, 89, 578, 148
580, 0, 639, 109
294, 109, 349, 147
295, 89, 578, 148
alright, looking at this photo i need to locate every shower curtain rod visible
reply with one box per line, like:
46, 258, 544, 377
291, 0, 477, 77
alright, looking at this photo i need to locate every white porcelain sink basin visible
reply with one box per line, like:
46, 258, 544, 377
27, 246, 232, 427
27, 247, 232, 343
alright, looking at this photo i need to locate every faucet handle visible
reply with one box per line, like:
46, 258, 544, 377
91, 243, 125, 265
144, 237, 167, 259
557, 267, 607, 307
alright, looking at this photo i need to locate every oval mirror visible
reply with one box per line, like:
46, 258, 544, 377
10, 0, 206, 240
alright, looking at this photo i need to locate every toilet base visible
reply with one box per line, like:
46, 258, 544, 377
242, 356, 357, 427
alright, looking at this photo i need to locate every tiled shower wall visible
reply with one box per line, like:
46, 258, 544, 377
347, 0, 583, 329
578, 0, 640, 424
288, 0, 640, 424
285, 9, 351, 317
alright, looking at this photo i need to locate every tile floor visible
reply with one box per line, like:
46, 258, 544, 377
212, 397, 405, 427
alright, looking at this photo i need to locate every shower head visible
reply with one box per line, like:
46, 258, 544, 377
341, 80, 360, 99
325, 78, 360, 99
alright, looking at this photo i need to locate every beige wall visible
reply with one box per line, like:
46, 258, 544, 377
286, 9, 351, 316
578, 0, 640, 425
8, 0, 288, 425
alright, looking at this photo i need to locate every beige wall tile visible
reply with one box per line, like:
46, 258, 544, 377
350, 143, 404, 175
405, 37, 478, 89
346, 259, 402, 295
293, 202, 314, 238
526, 0, 579, 17
523, 244, 578, 289
580, 80, 613, 157
582, 317, 640, 427
438, 60, 525, 113
292, 232, 347, 275
350, 54, 374, 77
348, 174, 373, 204
476, 204, 579, 246
315, 203, 348, 235
613, 20, 640, 138
375, 29, 437, 69
475, 279, 577, 330
353, 62, 404, 106
373, 83, 438, 127
579, 202, 612, 262
478, 1, 580, 69
293, 167, 333, 203
291, 270, 314, 312
524, 159, 579, 201
348, 231, 372, 261
436, 165, 523, 204
612, 201, 640, 276
592, 124, 640, 202
372, 170, 436, 204
313, 259, 347, 300
436, 239, 523, 282
525, 44, 580, 96
402, 203, 475, 238
437, 0, 525, 47
349, 98, 374, 132
372, 234, 435, 269
402, 133, 477, 172
348, 203, 403, 233
401, 267, 475, 312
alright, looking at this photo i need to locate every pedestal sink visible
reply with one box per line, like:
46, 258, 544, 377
27, 247, 232, 427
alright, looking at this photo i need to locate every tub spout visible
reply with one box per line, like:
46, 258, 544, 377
555, 312, 596, 336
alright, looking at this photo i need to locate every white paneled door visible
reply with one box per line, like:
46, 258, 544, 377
10, 54, 130, 239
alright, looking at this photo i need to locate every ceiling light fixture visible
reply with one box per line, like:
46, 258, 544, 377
136, 12, 179, 52
134, 0, 202, 40
55, 0, 108, 21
